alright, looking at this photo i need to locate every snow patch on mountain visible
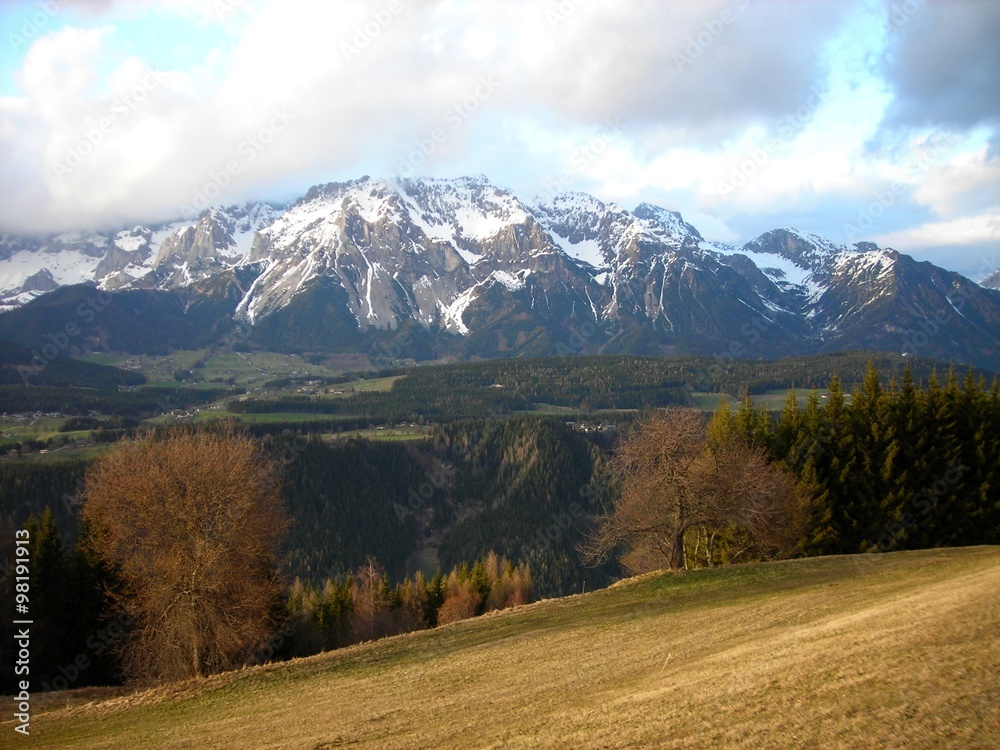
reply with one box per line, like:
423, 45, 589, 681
113, 230, 148, 253
441, 284, 479, 334
557, 237, 605, 268
438, 269, 530, 335
0, 248, 103, 293
730, 247, 823, 294
835, 248, 897, 278
981, 268, 1000, 290
398, 176, 530, 247
633, 203, 703, 245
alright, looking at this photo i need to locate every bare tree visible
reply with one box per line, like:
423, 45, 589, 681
584, 408, 801, 574
82, 424, 288, 683
349, 557, 394, 643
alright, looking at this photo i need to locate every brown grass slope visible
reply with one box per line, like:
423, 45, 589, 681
10, 546, 999, 749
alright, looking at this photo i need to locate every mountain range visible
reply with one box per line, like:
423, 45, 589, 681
2, 175, 999, 371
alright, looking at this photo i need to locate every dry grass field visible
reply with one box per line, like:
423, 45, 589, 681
10, 546, 999, 749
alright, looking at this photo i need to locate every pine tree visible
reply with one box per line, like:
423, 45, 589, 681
915, 371, 962, 547
817, 376, 861, 552
68, 518, 122, 686
732, 394, 771, 449
25, 509, 72, 687
795, 390, 835, 554
877, 367, 921, 551
424, 571, 445, 627
848, 361, 895, 548
706, 398, 735, 449
772, 388, 803, 462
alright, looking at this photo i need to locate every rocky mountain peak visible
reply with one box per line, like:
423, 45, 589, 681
18, 268, 58, 294
632, 203, 703, 243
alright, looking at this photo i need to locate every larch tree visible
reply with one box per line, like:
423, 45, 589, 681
82, 424, 288, 683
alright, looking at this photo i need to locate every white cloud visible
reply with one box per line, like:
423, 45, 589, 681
874, 212, 1000, 249
15, 26, 111, 119
0, 0, 995, 284
913, 147, 1000, 218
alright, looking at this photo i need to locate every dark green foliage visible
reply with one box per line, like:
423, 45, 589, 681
0, 284, 232, 355
247, 278, 367, 353
433, 417, 619, 598
0, 339, 146, 388
0, 510, 120, 694
274, 435, 444, 582
0, 384, 238, 417
270, 419, 616, 598
747, 363, 1000, 555
230, 351, 977, 425
0, 461, 88, 540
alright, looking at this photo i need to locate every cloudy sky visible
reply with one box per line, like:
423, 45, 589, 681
0, 0, 997, 280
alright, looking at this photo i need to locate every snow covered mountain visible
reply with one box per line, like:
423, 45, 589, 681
228, 176, 604, 357
0, 202, 284, 310
530, 194, 816, 356
1, 176, 999, 369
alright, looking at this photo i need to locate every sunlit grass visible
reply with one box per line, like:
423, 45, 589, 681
19, 546, 999, 749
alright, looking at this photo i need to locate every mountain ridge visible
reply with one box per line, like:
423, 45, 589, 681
1, 175, 998, 370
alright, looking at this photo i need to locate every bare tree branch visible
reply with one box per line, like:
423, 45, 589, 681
583, 408, 803, 575
82, 423, 288, 683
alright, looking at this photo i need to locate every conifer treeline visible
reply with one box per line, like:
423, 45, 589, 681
0, 510, 117, 695
715, 364, 1000, 555
284, 552, 532, 656
0, 516, 531, 693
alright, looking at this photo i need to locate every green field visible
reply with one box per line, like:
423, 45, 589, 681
690, 389, 819, 411
0, 416, 69, 448
146, 410, 347, 425
327, 426, 431, 441
16, 443, 111, 463
689, 392, 740, 410
16, 547, 999, 749
329, 375, 404, 393
76, 350, 348, 389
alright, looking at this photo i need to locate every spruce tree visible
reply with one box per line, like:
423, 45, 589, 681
773, 388, 803, 463
849, 362, 895, 548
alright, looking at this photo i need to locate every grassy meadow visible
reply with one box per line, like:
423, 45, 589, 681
12, 546, 998, 749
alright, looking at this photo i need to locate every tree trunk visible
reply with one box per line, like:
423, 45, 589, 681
192, 641, 202, 678
668, 525, 687, 569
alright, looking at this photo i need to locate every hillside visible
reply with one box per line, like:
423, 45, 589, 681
0, 339, 146, 389
16, 547, 999, 749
